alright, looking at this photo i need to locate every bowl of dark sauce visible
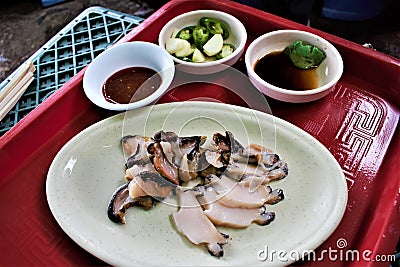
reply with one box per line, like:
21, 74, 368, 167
245, 30, 343, 103
83, 41, 174, 111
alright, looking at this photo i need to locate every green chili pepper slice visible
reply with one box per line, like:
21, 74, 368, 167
215, 43, 236, 60
192, 26, 210, 50
199, 17, 229, 40
175, 26, 195, 41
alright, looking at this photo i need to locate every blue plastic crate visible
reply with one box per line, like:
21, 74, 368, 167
321, 0, 387, 21
0, 7, 143, 136
41, 0, 68, 7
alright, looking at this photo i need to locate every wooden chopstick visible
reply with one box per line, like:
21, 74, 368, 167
0, 62, 36, 121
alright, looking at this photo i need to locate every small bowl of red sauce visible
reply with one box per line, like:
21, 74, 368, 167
83, 41, 175, 111
245, 30, 343, 103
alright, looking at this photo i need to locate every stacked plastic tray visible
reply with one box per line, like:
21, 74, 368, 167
0, 7, 143, 136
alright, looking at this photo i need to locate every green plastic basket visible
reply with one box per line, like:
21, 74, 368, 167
0, 7, 143, 136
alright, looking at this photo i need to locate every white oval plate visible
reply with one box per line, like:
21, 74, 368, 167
46, 101, 347, 266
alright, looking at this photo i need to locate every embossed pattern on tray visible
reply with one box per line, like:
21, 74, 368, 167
331, 85, 387, 187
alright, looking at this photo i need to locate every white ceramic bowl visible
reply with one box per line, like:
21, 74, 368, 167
245, 30, 343, 103
158, 10, 247, 75
83, 41, 175, 111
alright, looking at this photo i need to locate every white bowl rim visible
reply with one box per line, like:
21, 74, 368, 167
83, 41, 175, 111
245, 29, 344, 96
158, 9, 247, 67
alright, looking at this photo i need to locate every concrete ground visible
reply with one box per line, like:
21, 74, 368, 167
0, 0, 164, 81
0, 0, 399, 82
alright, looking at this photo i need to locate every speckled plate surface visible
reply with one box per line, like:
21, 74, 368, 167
46, 101, 347, 266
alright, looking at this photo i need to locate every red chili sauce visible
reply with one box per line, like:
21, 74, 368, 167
102, 67, 162, 104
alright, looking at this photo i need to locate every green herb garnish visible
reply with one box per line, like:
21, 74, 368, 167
283, 41, 326, 69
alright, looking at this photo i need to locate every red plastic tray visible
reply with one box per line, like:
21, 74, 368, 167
0, 0, 399, 265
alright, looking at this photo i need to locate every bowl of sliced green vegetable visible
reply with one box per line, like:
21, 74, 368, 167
158, 10, 247, 74
245, 30, 343, 103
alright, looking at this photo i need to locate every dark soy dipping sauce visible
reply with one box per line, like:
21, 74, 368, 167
254, 51, 319, 91
103, 67, 162, 104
